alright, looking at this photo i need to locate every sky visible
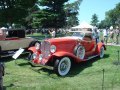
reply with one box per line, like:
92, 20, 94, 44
70, 0, 120, 24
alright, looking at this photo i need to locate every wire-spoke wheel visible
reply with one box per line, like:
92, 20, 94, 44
100, 46, 104, 58
54, 57, 71, 76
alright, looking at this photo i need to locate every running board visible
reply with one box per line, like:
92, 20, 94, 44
85, 55, 99, 61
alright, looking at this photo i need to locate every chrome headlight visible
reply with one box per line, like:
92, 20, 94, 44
35, 42, 40, 50
50, 45, 56, 53
39, 54, 43, 60
32, 53, 37, 59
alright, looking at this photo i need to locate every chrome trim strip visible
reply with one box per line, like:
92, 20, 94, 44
85, 55, 99, 60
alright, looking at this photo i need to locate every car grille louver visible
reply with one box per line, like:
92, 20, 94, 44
41, 41, 51, 58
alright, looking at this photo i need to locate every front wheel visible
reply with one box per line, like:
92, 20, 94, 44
28, 52, 36, 61
54, 57, 71, 76
99, 46, 104, 58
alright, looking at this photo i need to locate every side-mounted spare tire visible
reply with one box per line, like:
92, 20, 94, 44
74, 45, 85, 60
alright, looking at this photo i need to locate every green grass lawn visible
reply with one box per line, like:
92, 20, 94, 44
2, 33, 120, 90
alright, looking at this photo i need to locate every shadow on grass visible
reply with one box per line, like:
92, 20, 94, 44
4, 84, 15, 90
16, 62, 30, 66
30, 67, 54, 76
68, 54, 110, 77
0, 57, 13, 63
1, 54, 110, 77
28, 54, 110, 77
3, 84, 15, 90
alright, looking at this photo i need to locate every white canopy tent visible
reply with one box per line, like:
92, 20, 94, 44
1, 27, 7, 30
72, 21, 93, 29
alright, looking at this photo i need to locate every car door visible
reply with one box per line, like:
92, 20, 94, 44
0, 38, 34, 51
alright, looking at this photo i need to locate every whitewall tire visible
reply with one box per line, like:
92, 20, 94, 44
100, 46, 104, 58
54, 57, 71, 76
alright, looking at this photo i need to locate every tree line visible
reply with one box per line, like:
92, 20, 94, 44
0, 0, 82, 29
91, 2, 120, 29
0, 0, 119, 29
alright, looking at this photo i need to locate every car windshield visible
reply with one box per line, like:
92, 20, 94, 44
67, 31, 85, 39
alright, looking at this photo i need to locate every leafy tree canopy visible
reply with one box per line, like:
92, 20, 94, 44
99, 2, 120, 28
90, 14, 99, 26
34, 0, 68, 29
64, 0, 82, 28
29, 0, 82, 29
0, 0, 37, 27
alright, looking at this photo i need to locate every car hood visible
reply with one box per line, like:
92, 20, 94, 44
45, 36, 81, 43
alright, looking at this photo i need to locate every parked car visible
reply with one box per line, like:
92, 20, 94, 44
0, 28, 39, 58
28, 30, 106, 76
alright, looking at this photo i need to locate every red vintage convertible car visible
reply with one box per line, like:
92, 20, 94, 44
28, 30, 106, 76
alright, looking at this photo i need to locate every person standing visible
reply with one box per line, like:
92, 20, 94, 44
49, 29, 56, 38
115, 27, 120, 44
109, 29, 115, 44
94, 29, 99, 43
0, 28, 7, 40
97, 29, 100, 42
103, 28, 108, 44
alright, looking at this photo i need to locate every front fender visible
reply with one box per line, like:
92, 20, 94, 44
28, 46, 37, 53
52, 51, 80, 63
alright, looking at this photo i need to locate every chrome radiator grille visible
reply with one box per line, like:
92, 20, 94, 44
41, 41, 51, 58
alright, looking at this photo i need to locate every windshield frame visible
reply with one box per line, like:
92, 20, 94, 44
66, 31, 85, 39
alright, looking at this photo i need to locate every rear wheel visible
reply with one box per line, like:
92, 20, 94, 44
99, 46, 104, 58
54, 57, 71, 76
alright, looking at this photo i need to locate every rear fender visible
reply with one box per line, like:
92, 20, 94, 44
97, 42, 106, 54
